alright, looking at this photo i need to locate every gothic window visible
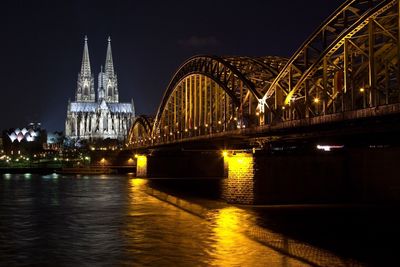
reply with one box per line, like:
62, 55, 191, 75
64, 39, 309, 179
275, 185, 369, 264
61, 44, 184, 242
108, 86, 112, 97
103, 116, 108, 131
84, 86, 89, 95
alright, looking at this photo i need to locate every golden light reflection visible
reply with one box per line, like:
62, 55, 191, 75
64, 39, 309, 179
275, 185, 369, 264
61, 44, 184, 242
208, 207, 291, 266
131, 178, 148, 188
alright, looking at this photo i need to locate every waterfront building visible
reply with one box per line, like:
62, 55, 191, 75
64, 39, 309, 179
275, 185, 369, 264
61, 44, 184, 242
2, 123, 46, 156
65, 36, 135, 142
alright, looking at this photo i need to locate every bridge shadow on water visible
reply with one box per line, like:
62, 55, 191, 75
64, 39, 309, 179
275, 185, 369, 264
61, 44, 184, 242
147, 178, 400, 267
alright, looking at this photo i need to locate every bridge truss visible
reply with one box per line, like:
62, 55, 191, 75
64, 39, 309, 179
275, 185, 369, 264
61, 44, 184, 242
128, 0, 400, 147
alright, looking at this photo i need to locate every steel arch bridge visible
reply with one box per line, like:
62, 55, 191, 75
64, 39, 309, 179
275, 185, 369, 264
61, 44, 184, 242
128, 0, 400, 147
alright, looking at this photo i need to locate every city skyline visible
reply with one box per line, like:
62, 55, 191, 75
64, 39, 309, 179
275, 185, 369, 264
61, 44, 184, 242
1, 0, 343, 131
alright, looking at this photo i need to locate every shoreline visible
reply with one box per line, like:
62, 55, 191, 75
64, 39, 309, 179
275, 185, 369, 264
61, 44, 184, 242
141, 183, 363, 267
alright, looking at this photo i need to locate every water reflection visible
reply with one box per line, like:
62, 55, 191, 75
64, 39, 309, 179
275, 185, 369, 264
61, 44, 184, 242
0, 175, 309, 266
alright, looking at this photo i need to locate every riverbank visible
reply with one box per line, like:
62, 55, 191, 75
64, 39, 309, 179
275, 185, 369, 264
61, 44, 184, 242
0, 167, 60, 174
140, 181, 362, 267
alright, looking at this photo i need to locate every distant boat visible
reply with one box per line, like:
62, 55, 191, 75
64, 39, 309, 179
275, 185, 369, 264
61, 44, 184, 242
56, 167, 114, 175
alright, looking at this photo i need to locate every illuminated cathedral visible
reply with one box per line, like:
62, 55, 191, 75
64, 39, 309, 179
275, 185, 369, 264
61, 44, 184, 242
65, 36, 135, 142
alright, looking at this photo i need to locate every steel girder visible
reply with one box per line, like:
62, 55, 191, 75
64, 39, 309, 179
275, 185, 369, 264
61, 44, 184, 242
151, 55, 286, 141
128, 0, 400, 148
128, 115, 152, 146
261, 0, 399, 121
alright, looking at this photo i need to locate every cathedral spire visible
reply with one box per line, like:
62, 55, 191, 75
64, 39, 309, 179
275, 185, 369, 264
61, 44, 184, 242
101, 36, 118, 103
76, 35, 95, 102
104, 36, 114, 76
80, 35, 91, 76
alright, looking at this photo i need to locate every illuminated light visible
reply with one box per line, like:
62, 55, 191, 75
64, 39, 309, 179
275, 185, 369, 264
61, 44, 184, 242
128, 158, 134, 163
100, 158, 106, 163
234, 117, 237, 121
131, 178, 148, 187
136, 155, 147, 168
134, 154, 139, 158
256, 112, 260, 116
185, 129, 188, 132
282, 106, 285, 110
237, 125, 241, 129
313, 98, 320, 103
54, 157, 58, 161
359, 87, 365, 93
205, 124, 209, 127
177, 131, 180, 134
84, 156, 90, 160
194, 126, 198, 130
222, 150, 228, 157
242, 125, 246, 128
316, 144, 344, 152
218, 121, 222, 124
169, 132, 173, 136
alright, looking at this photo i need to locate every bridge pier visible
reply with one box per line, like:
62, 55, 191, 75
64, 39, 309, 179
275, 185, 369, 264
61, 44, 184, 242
133, 144, 400, 205
135, 154, 147, 177
222, 152, 255, 204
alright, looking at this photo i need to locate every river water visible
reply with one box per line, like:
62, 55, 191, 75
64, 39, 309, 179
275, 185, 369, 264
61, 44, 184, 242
0, 173, 308, 266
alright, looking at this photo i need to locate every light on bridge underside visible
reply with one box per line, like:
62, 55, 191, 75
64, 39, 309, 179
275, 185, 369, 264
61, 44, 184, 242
316, 145, 344, 152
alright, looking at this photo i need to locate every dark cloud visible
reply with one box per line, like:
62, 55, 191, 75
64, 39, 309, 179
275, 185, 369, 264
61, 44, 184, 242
178, 36, 220, 48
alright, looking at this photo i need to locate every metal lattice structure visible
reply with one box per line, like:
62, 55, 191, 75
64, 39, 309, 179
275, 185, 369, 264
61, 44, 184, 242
128, 0, 400, 147
127, 116, 152, 146
261, 0, 399, 122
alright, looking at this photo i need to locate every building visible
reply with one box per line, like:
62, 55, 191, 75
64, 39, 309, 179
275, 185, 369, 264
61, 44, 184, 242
2, 123, 47, 156
65, 36, 135, 143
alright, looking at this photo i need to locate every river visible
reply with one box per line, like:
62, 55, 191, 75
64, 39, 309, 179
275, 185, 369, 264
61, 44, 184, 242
0, 173, 308, 266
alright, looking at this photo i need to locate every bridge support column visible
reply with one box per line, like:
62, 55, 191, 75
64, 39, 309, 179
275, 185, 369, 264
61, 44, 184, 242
135, 155, 148, 177
222, 152, 255, 204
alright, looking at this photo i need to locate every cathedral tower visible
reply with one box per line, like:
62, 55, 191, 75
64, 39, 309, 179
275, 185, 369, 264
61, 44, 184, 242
76, 36, 95, 102
98, 37, 118, 103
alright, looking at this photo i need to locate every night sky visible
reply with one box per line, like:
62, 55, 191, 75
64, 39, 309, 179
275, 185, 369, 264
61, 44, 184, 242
1, 0, 343, 132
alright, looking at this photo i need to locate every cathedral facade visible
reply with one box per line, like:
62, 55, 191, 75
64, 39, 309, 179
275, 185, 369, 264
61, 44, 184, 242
65, 36, 135, 142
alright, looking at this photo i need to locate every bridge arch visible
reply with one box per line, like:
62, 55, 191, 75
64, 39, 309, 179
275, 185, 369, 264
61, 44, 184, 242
261, 0, 399, 122
127, 115, 153, 147
151, 55, 287, 143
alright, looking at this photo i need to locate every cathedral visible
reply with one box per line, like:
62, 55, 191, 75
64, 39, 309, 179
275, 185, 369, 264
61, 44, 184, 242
65, 36, 135, 142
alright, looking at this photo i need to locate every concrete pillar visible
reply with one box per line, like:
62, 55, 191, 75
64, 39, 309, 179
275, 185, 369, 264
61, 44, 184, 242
136, 155, 147, 177
221, 152, 255, 204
